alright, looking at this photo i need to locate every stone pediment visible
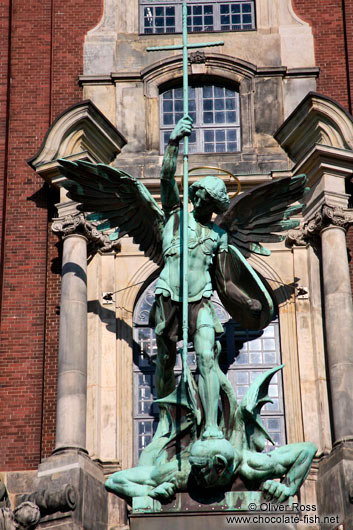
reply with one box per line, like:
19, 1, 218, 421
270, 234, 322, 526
275, 92, 353, 162
28, 100, 126, 186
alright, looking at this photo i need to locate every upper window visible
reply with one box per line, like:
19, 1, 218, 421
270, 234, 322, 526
160, 83, 240, 153
140, 0, 256, 34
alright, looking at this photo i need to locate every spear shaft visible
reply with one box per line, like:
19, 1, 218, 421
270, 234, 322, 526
181, 2, 189, 381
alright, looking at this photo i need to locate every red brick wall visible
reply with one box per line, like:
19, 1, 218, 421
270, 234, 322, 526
292, 0, 352, 113
0, 0, 103, 470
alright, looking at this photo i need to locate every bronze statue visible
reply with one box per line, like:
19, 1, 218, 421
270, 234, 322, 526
57, 116, 316, 503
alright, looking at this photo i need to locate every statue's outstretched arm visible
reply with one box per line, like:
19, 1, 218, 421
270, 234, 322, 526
160, 116, 192, 214
105, 467, 158, 499
105, 461, 179, 501
241, 442, 317, 503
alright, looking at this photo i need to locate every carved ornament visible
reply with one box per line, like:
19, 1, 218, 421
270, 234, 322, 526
52, 213, 120, 254
189, 51, 206, 64
286, 204, 353, 248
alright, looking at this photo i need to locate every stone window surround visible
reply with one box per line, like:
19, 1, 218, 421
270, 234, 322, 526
141, 53, 255, 153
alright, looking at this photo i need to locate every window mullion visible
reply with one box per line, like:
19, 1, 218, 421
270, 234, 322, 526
195, 86, 203, 153
214, 2, 220, 31
175, 4, 182, 33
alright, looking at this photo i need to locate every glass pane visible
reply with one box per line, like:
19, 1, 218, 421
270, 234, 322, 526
215, 129, 225, 141
269, 384, 278, 397
215, 99, 225, 110
231, 4, 241, 13
227, 142, 237, 152
163, 100, 173, 112
227, 129, 237, 141
163, 113, 173, 125
250, 352, 262, 364
264, 351, 276, 364
203, 99, 213, 111
268, 418, 280, 431
204, 130, 214, 142
226, 98, 236, 110
249, 338, 262, 351
226, 111, 236, 123
175, 99, 183, 112
204, 112, 213, 124
216, 143, 226, 152
215, 112, 225, 123
214, 86, 224, 98
235, 371, 249, 384
263, 338, 276, 350
236, 351, 248, 364
204, 143, 215, 153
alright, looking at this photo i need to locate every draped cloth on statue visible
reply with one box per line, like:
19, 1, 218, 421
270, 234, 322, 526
215, 245, 274, 331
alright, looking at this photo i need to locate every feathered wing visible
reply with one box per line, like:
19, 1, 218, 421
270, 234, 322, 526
57, 159, 165, 266
215, 175, 309, 257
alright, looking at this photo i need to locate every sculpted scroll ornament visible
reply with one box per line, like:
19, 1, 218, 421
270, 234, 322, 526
52, 213, 121, 254
286, 204, 353, 248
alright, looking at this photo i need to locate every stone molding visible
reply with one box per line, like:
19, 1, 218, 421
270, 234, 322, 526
286, 204, 353, 247
28, 100, 127, 185
52, 213, 120, 254
275, 92, 353, 163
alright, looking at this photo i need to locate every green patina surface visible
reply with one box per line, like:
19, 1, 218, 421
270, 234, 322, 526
56, 1, 316, 511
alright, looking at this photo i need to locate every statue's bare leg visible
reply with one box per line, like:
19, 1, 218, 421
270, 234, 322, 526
194, 306, 223, 439
155, 335, 177, 398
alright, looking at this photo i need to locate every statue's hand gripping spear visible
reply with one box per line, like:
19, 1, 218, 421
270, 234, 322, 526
147, 2, 224, 383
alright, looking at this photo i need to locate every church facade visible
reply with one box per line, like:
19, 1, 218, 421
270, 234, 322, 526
1, 1, 353, 528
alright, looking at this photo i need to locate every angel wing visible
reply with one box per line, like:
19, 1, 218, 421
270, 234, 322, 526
56, 159, 165, 266
215, 175, 308, 257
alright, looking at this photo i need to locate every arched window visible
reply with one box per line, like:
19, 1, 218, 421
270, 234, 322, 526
160, 83, 240, 153
132, 278, 286, 464
140, 0, 256, 34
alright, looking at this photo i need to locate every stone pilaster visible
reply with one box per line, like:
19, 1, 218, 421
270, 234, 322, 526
287, 203, 353, 528
287, 204, 353, 445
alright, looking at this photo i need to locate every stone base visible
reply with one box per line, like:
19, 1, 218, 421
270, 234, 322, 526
5, 450, 108, 530
317, 441, 353, 529
130, 492, 299, 530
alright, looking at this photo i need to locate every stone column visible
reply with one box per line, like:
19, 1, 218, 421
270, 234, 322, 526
56, 232, 88, 452
287, 204, 353, 445
52, 213, 118, 453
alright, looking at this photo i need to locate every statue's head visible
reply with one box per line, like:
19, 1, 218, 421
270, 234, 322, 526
189, 177, 230, 218
189, 438, 239, 489
13, 502, 41, 530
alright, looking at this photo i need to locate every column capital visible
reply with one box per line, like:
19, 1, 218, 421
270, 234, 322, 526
286, 203, 353, 248
52, 213, 120, 255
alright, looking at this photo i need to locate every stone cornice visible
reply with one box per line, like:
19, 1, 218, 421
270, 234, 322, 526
286, 204, 353, 248
52, 213, 120, 255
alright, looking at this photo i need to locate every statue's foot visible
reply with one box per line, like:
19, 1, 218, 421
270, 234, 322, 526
202, 427, 224, 440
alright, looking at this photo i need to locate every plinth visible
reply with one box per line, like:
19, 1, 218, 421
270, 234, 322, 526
129, 492, 299, 530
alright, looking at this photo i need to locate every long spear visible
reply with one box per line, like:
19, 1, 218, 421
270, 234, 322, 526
147, 3, 224, 382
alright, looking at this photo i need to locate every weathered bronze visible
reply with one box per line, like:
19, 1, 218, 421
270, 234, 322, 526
57, 116, 315, 506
